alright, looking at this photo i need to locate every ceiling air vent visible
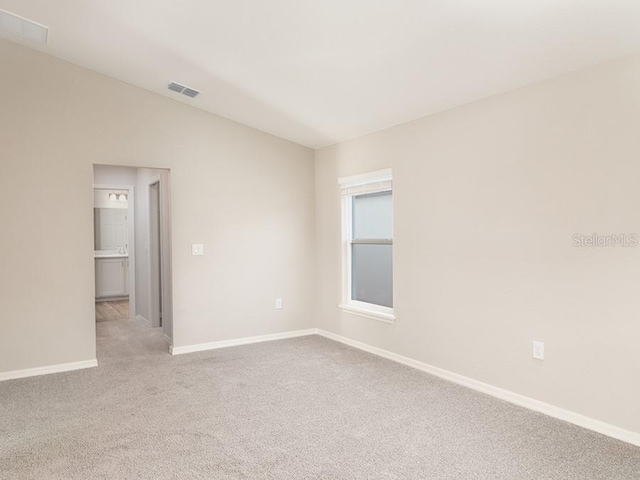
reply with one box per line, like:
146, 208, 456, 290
167, 81, 200, 98
0, 9, 48, 44
182, 87, 200, 98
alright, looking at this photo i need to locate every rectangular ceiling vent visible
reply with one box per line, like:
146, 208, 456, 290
167, 81, 200, 98
0, 10, 48, 44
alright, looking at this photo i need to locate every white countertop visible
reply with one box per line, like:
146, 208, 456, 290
95, 250, 129, 259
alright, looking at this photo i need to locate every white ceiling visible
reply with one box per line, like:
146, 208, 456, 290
2, 1, 640, 148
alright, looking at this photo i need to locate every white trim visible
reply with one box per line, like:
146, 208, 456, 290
148, 176, 162, 329
338, 168, 392, 188
146, 172, 173, 345
339, 302, 395, 323
0, 359, 98, 382
341, 180, 392, 197
136, 314, 150, 325
316, 329, 640, 448
170, 329, 318, 355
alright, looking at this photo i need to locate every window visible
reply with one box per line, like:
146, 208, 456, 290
339, 169, 394, 322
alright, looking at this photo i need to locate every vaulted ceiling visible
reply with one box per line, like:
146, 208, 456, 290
2, 0, 640, 148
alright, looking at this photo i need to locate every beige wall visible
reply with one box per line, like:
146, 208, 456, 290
0, 39, 315, 373
315, 54, 640, 434
94, 164, 138, 186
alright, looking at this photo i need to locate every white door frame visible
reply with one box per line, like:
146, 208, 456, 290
93, 183, 136, 321
148, 172, 173, 342
148, 178, 161, 328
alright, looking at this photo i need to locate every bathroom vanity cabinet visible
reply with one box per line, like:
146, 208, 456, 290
95, 256, 129, 298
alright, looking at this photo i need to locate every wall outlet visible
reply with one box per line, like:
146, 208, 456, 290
192, 244, 204, 256
532, 341, 544, 360
275, 298, 283, 310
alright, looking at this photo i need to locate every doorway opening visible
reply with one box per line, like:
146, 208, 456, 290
93, 185, 134, 322
92, 165, 173, 350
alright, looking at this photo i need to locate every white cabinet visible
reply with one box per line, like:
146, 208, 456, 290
95, 257, 128, 298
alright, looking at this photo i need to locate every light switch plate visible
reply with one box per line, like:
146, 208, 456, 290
192, 244, 204, 256
275, 298, 283, 309
532, 341, 544, 360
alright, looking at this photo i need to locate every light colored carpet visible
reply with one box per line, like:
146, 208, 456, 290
1, 318, 639, 479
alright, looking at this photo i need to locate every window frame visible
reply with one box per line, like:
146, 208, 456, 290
338, 168, 395, 323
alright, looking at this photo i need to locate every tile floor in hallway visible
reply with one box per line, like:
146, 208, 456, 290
95, 300, 129, 322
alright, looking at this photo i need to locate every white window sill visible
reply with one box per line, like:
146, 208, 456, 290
339, 303, 395, 324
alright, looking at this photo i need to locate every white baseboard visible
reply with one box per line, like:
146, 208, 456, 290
0, 359, 98, 382
316, 329, 640, 448
170, 328, 318, 355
